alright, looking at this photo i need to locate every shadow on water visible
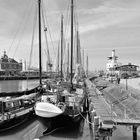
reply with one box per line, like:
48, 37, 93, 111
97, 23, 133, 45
0, 115, 45, 140
37, 113, 87, 140
0, 113, 88, 140
0, 115, 36, 136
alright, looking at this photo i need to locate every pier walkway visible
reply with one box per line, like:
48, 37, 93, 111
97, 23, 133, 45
86, 79, 140, 140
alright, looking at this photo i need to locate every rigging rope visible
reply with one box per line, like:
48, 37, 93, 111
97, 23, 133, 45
29, 6, 37, 70
42, 0, 57, 58
55, 40, 60, 72
7, 0, 32, 55
41, 8, 51, 66
12, 0, 34, 58
79, 111, 94, 125
64, 0, 70, 41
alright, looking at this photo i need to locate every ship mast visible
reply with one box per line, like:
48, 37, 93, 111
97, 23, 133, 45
67, 43, 69, 77
70, 0, 74, 88
60, 15, 64, 81
58, 45, 60, 75
86, 55, 88, 77
38, 0, 42, 85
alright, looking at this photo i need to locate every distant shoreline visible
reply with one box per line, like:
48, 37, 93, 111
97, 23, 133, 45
0, 76, 49, 81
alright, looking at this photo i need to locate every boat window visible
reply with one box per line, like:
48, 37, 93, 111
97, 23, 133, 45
13, 100, 20, 108
20, 99, 24, 106
5, 101, 13, 111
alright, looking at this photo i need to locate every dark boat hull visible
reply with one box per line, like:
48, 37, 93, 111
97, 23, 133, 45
37, 111, 87, 137
0, 110, 34, 132
0, 86, 41, 97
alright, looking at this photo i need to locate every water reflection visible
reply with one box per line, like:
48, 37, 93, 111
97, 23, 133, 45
0, 80, 90, 140
0, 113, 90, 140
38, 113, 87, 140
0, 117, 41, 140
0, 80, 39, 92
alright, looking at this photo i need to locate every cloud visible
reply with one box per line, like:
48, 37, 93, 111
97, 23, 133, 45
77, 5, 140, 34
0, 0, 140, 70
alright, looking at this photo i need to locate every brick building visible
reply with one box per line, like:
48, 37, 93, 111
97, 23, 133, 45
0, 51, 22, 76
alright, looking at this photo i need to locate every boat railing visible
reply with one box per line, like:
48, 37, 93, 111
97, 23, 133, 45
0, 114, 3, 121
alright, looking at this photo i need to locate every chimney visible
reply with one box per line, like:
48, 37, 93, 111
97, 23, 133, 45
112, 50, 115, 58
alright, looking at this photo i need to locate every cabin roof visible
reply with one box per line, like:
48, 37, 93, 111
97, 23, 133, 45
116, 64, 139, 71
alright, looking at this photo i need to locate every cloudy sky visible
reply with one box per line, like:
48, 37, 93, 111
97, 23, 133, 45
0, 0, 140, 71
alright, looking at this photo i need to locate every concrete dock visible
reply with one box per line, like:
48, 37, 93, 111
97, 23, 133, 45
86, 78, 140, 140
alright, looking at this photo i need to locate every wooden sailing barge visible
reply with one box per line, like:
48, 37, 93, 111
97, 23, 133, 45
35, 0, 87, 124
0, 90, 39, 132
0, 0, 44, 131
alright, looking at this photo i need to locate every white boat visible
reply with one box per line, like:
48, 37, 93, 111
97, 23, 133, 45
35, 102, 64, 118
35, 90, 66, 118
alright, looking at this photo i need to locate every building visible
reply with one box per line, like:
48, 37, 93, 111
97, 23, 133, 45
106, 50, 121, 75
116, 63, 139, 78
0, 51, 22, 76
106, 50, 139, 78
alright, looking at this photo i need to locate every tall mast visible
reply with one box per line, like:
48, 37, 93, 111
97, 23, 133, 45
82, 49, 84, 71
76, 31, 78, 64
58, 44, 60, 75
60, 15, 63, 81
38, 0, 42, 85
70, 0, 74, 87
86, 55, 88, 77
67, 43, 69, 76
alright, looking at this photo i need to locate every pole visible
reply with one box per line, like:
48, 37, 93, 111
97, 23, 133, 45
67, 43, 69, 76
86, 55, 88, 77
126, 78, 128, 90
70, 0, 74, 88
58, 45, 60, 76
38, 0, 42, 85
133, 125, 137, 140
83, 49, 84, 71
76, 31, 79, 64
61, 15, 63, 81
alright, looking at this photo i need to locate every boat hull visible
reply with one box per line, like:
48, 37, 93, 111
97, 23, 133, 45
0, 109, 34, 132
35, 102, 64, 118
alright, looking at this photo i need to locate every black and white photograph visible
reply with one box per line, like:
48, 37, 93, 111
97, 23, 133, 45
0, 0, 140, 140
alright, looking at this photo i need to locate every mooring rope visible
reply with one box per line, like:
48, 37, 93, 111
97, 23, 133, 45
79, 111, 94, 125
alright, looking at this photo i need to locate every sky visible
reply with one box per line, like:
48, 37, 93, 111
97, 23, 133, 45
0, 0, 140, 71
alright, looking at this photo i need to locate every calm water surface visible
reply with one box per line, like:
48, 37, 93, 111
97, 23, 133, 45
0, 113, 91, 140
0, 80, 137, 140
0, 80, 39, 92
0, 80, 91, 140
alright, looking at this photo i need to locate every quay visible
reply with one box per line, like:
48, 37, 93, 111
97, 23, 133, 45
86, 78, 140, 140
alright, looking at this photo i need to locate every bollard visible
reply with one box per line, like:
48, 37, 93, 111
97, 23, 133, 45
94, 116, 100, 128
133, 125, 138, 140
91, 109, 96, 123
94, 116, 100, 140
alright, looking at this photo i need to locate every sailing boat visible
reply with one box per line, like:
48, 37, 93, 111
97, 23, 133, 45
0, 1, 43, 132
35, 6, 66, 118
0, 61, 40, 132
34, 0, 87, 120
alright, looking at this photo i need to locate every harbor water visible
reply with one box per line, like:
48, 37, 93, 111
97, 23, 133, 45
0, 79, 138, 140
0, 80, 91, 140
0, 80, 39, 92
